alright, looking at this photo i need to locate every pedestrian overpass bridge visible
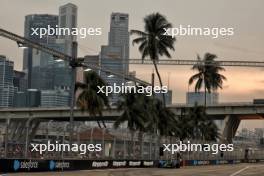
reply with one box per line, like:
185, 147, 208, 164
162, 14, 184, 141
0, 103, 263, 142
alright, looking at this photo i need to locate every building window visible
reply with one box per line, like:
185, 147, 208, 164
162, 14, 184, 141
71, 15, 76, 27
60, 15, 66, 28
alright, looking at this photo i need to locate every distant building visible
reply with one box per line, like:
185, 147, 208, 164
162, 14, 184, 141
84, 55, 100, 66
0, 55, 15, 107
241, 128, 249, 138
253, 99, 264, 104
13, 70, 27, 92
31, 38, 71, 91
100, 46, 124, 104
25, 3, 78, 106
100, 13, 129, 104
155, 90, 173, 105
108, 13, 129, 74
75, 55, 101, 84
23, 14, 58, 88
186, 92, 219, 105
128, 71, 136, 78
58, 3, 77, 55
14, 89, 41, 107
255, 128, 264, 138
41, 89, 71, 107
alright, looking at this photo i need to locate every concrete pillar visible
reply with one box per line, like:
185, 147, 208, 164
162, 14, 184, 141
220, 115, 240, 143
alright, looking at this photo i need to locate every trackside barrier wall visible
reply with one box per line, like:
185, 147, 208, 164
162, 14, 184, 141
0, 159, 264, 173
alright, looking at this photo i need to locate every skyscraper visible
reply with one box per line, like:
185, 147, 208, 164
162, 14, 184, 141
41, 89, 71, 107
100, 46, 124, 104
22, 4, 78, 107
100, 13, 129, 104
0, 55, 15, 107
30, 38, 71, 90
58, 3, 77, 56
108, 13, 129, 74
23, 14, 58, 88
14, 89, 41, 107
13, 70, 27, 92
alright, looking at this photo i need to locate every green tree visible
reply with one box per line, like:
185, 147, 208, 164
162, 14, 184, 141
131, 12, 176, 105
180, 103, 219, 141
114, 92, 149, 131
152, 98, 177, 137
188, 53, 226, 106
114, 92, 153, 158
75, 71, 109, 128
200, 120, 219, 141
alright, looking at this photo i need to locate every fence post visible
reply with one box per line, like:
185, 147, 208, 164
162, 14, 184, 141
4, 118, 10, 158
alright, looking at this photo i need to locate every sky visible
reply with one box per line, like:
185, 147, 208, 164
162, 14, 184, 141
0, 0, 264, 130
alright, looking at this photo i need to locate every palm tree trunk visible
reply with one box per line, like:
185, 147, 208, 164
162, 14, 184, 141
102, 121, 107, 128
131, 130, 135, 159
153, 60, 166, 106
138, 131, 144, 159
97, 121, 102, 128
204, 80, 207, 107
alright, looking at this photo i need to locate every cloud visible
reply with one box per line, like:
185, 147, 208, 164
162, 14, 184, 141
213, 42, 264, 57
222, 85, 230, 89
252, 89, 264, 95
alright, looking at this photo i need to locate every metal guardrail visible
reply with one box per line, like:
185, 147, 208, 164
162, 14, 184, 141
129, 59, 264, 67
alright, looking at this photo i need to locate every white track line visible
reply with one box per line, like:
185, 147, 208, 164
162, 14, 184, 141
228, 165, 264, 176
230, 166, 250, 176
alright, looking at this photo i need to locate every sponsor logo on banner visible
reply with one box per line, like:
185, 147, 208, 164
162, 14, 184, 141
49, 160, 70, 170
143, 161, 154, 166
13, 160, 20, 171
248, 160, 257, 163
13, 160, 38, 171
233, 160, 241, 164
128, 161, 141, 166
193, 160, 210, 165
112, 161, 126, 167
217, 160, 229, 164
92, 161, 109, 168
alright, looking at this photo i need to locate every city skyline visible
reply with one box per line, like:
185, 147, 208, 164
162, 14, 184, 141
1, 0, 264, 129
1, 0, 263, 103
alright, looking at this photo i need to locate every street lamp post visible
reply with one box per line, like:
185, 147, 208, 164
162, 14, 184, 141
25, 118, 32, 158
62, 123, 69, 160
69, 41, 78, 146
45, 120, 53, 156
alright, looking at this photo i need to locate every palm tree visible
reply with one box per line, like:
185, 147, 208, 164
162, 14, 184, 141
75, 71, 110, 128
187, 104, 207, 139
152, 98, 177, 136
200, 120, 219, 141
114, 92, 149, 131
178, 103, 219, 141
131, 13, 176, 105
188, 53, 226, 106
114, 92, 152, 158
175, 111, 192, 140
